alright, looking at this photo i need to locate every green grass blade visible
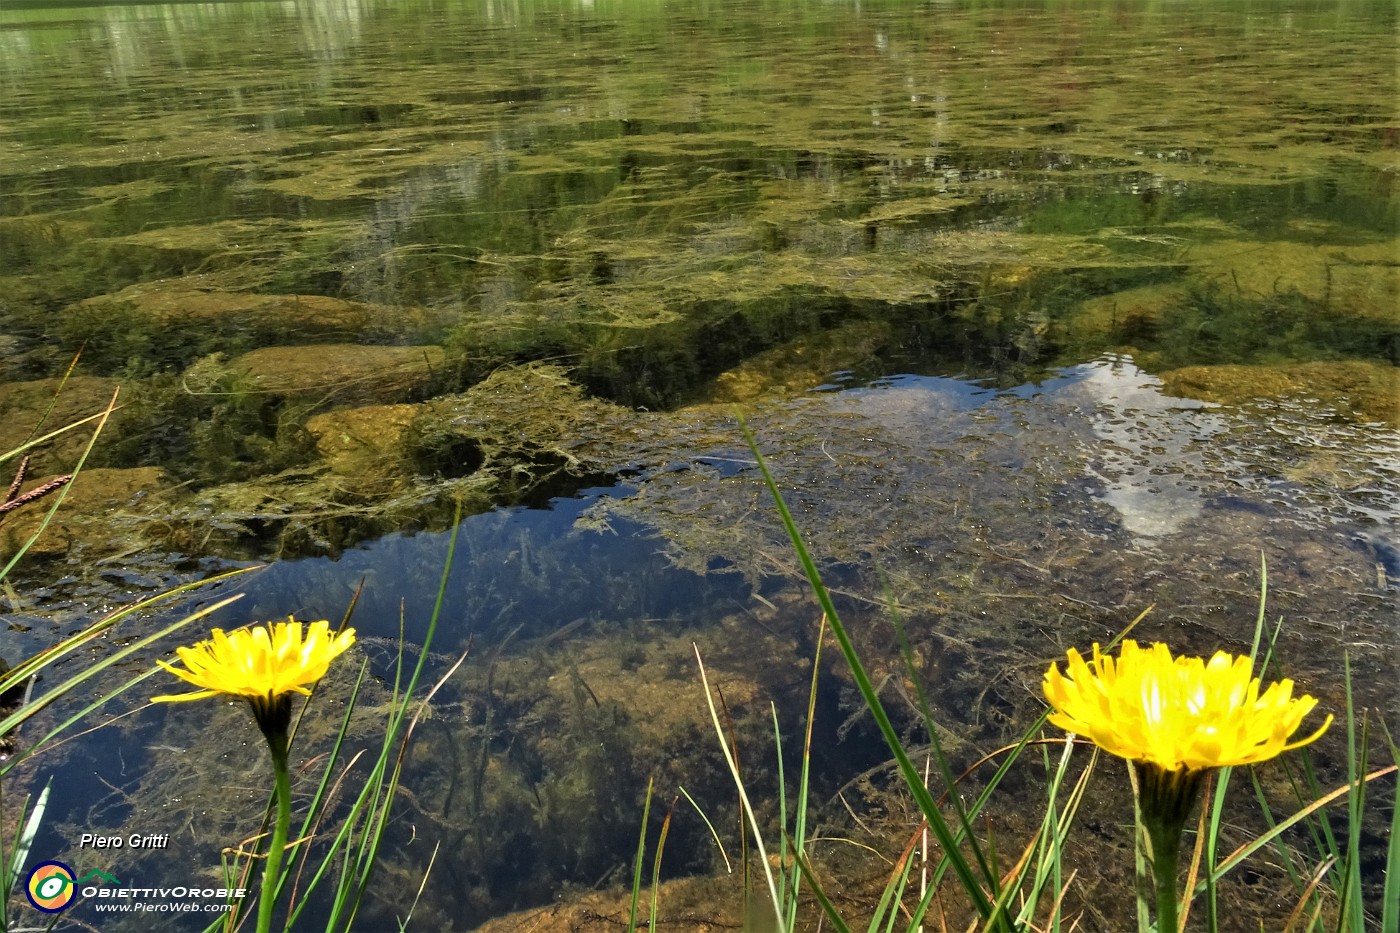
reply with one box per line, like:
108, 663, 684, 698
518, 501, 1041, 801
1013, 737, 1086, 930
649, 796, 676, 933
772, 701, 789, 912
0, 389, 117, 583
1381, 721, 1400, 933
739, 419, 1000, 924
281, 510, 461, 932
0, 566, 258, 717
786, 840, 855, 933
885, 586, 997, 884
868, 842, 915, 933
678, 785, 731, 874
1249, 768, 1309, 900
332, 514, 463, 930
4, 779, 50, 902
1203, 764, 1231, 932
337, 644, 471, 931
1337, 657, 1365, 933
695, 644, 784, 923
1194, 764, 1396, 894
785, 613, 825, 928
627, 777, 654, 933
2, 591, 247, 770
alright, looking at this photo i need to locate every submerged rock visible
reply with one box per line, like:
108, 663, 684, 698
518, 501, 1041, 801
700, 318, 891, 403
228, 343, 446, 406
96, 365, 655, 563
0, 466, 176, 564
60, 279, 449, 374
1187, 239, 1399, 322
0, 376, 124, 474
305, 403, 421, 484
155, 464, 493, 560
1160, 360, 1398, 424
405, 363, 652, 483
75, 283, 378, 333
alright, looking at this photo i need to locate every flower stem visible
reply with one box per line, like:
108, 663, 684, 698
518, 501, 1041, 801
257, 728, 292, 933
1146, 819, 1181, 933
1133, 762, 1206, 933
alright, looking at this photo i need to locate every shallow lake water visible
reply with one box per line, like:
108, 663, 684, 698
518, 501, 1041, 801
1, 0, 1396, 929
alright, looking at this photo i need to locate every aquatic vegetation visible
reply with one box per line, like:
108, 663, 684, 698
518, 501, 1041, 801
1159, 360, 1398, 424
2, 0, 1394, 545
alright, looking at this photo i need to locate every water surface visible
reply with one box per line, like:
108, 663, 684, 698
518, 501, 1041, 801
1, 0, 1396, 929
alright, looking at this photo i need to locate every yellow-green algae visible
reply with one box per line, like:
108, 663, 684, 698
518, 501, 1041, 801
1160, 360, 1398, 425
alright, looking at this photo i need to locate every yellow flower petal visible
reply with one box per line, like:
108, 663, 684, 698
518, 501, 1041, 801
152, 617, 356, 706
1042, 640, 1330, 772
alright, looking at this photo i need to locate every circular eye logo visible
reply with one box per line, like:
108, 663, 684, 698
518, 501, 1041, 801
26, 861, 76, 913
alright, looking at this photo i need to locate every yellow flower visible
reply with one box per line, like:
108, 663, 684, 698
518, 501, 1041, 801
154, 617, 355, 710
155, 618, 354, 933
1042, 640, 1331, 772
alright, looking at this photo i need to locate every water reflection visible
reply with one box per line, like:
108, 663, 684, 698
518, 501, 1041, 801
1061, 355, 1223, 539
0, 0, 370, 82
230, 488, 751, 649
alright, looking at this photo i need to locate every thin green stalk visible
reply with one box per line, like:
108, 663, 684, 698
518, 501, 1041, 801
1248, 769, 1308, 900
869, 844, 915, 933
0, 577, 253, 746
1380, 721, 1400, 933
258, 729, 293, 933
324, 515, 461, 931
678, 786, 731, 873
334, 643, 472, 932
3, 780, 49, 907
786, 612, 825, 929
1150, 834, 1180, 933
916, 606, 1145, 915
885, 588, 994, 880
786, 843, 855, 933
1134, 763, 1206, 933
1193, 764, 1395, 895
1132, 763, 1152, 933
1338, 656, 1364, 933
0, 389, 117, 582
1011, 737, 1088, 930
772, 702, 788, 912
694, 645, 783, 923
